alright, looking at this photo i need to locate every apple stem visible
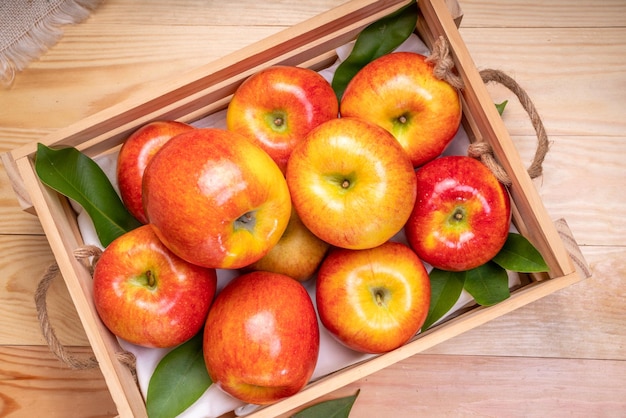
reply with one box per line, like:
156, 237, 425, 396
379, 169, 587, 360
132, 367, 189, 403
273, 117, 284, 127
454, 209, 464, 221
146, 270, 155, 288
341, 179, 350, 189
375, 290, 384, 306
398, 115, 408, 124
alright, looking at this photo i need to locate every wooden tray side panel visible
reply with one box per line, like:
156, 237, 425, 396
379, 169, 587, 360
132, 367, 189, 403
418, 0, 574, 278
14, 156, 147, 418
250, 272, 584, 417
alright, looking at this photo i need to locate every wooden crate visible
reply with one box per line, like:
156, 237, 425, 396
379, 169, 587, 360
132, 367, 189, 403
4, 0, 590, 416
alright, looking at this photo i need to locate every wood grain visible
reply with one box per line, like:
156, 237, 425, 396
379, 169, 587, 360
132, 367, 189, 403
0, 346, 116, 417
0, 0, 349, 134
323, 354, 626, 417
458, 27, 626, 137
0, 26, 282, 132
87, 0, 351, 26
0, 168, 43, 235
3, 347, 623, 418
0, 0, 624, 416
459, 0, 626, 28
424, 246, 626, 360
533, 136, 625, 247
0, 235, 89, 346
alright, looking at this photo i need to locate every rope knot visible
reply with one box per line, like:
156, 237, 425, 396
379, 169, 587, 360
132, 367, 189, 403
467, 141, 512, 185
425, 35, 464, 89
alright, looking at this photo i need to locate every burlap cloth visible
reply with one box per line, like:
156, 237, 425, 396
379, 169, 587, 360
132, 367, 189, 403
0, 0, 102, 87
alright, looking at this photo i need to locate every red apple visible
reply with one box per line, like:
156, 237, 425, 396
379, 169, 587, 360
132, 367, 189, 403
406, 155, 511, 271
316, 241, 430, 354
142, 128, 292, 269
93, 225, 217, 348
340, 51, 462, 167
117, 120, 194, 223
286, 116, 417, 250
226, 65, 339, 173
203, 271, 319, 405
244, 207, 330, 281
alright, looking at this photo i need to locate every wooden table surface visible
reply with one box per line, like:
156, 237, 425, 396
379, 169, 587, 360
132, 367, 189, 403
1, 0, 624, 417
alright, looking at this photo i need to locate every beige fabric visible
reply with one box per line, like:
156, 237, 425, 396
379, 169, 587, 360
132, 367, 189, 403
0, 0, 102, 86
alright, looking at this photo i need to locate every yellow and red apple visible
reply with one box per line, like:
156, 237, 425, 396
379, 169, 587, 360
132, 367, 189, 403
203, 271, 319, 405
244, 207, 330, 281
142, 128, 291, 269
316, 241, 430, 354
93, 225, 217, 348
226, 65, 339, 173
340, 51, 462, 167
286, 116, 417, 250
406, 155, 511, 271
116, 120, 194, 223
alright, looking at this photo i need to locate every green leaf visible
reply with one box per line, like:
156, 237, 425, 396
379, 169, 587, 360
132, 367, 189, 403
291, 389, 360, 418
422, 268, 466, 330
463, 262, 510, 306
331, 0, 418, 100
495, 100, 508, 115
147, 332, 212, 418
492, 233, 549, 273
35, 143, 141, 247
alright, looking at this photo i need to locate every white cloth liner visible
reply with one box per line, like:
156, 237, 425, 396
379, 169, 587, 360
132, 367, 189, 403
73, 34, 520, 417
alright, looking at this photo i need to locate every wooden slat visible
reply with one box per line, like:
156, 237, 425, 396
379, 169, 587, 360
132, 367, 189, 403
81, 0, 352, 27
515, 135, 626, 247
459, 0, 626, 28
280, 353, 626, 417
0, 235, 89, 346
425, 246, 626, 360
0, 345, 117, 417
458, 27, 626, 138
0, 26, 282, 135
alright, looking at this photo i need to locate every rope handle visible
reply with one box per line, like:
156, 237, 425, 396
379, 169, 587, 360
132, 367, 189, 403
428, 35, 550, 185
34, 245, 136, 375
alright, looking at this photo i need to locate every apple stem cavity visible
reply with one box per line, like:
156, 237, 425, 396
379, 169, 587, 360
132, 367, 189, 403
235, 211, 257, 232
453, 207, 465, 222
325, 172, 356, 193
131, 269, 157, 290
373, 288, 388, 308
392, 113, 411, 134
265, 110, 288, 133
